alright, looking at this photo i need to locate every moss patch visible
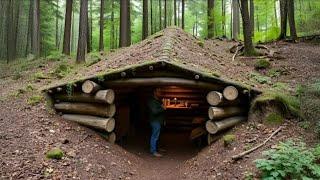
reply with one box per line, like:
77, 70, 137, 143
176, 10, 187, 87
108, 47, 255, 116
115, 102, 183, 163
254, 59, 271, 70
264, 112, 284, 126
46, 148, 64, 159
251, 91, 300, 117
223, 134, 236, 146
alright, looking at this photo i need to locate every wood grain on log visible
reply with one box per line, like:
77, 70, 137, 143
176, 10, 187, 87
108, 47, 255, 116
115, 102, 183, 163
82, 80, 101, 94
208, 107, 245, 120
104, 77, 223, 89
190, 127, 207, 140
223, 86, 239, 101
62, 114, 115, 132
206, 116, 246, 134
55, 89, 115, 104
55, 102, 116, 117
206, 91, 223, 106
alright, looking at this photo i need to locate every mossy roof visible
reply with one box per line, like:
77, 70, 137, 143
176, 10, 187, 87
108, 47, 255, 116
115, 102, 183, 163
43, 27, 261, 94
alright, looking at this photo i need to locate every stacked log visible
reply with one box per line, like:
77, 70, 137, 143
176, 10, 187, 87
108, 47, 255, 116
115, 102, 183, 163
205, 86, 248, 144
55, 80, 117, 143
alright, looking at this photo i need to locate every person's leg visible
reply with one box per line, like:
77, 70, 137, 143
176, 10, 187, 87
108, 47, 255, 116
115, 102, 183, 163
150, 121, 161, 154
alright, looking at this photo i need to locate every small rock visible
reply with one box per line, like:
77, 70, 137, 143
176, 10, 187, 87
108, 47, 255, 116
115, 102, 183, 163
66, 150, 76, 158
49, 129, 55, 133
61, 138, 69, 144
111, 162, 117, 166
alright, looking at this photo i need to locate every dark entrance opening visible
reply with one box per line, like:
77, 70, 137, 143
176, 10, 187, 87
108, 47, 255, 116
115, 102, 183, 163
113, 86, 210, 158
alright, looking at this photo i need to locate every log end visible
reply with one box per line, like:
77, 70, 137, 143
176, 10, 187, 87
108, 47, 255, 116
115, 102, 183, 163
206, 91, 223, 106
223, 86, 239, 101
82, 80, 95, 94
205, 120, 218, 134
108, 104, 116, 117
108, 132, 116, 144
105, 90, 115, 104
106, 118, 116, 132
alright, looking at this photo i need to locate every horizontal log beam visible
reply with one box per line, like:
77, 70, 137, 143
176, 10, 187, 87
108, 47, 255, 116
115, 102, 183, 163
104, 77, 223, 89
208, 107, 246, 120
54, 89, 115, 104
62, 114, 115, 132
206, 116, 246, 134
55, 102, 116, 117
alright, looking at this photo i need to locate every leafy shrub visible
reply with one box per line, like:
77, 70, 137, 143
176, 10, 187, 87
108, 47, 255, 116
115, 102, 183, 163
12, 71, 22, 80
33, 72, 48, 80
52, 63, 72, 79
47, 51, 64, 61
255, 141, 320, 180
255, 59, 271, 70
250, 73, 271, 84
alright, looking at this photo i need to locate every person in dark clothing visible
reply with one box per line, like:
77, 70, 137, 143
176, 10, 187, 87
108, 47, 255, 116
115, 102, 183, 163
147, 88, 165, 157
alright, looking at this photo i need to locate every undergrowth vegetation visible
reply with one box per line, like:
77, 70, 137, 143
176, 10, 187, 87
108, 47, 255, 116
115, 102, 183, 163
255, 140, 320, 180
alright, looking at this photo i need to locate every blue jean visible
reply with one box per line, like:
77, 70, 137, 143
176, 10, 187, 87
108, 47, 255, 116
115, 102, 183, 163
150, 121, 161, 154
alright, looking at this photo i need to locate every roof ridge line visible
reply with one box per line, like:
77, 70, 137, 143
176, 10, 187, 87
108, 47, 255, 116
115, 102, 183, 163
156, 29, 176, 62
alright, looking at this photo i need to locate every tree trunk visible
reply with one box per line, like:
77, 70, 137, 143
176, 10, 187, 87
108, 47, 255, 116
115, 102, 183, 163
63, 0, 73, 55
174, 0, 177, 26
249, 0, 254, 38
207, 0, 214, 39
150, 0, 153, 34
279, 0, 288, 40
26, 0, 34, 56
159, 0, 162, 30
232, 0, 240, 40
181, 0, 185, 29
110, 0, 115, 49
205, 116, 246, 134
142, 0, 148, 39
32, 0, 40, 58
86, 9, 91, 53
55, 89, 115, 104
287, 0, 297, 40
62, 114, 115, 132
239, 0, 255, 56
164, 0, 167, 28
99, 0, 105, 51
119, 0, 131, 47
55, 102, 116, 118
222, 0, 226, 36
55, 0, 59, 49
76, 0, 88, 63
208, 107, 245, 120
7, 0, 14, 63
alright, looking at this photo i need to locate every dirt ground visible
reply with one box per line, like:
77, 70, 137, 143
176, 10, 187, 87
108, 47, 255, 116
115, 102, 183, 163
1, 33, 320, 179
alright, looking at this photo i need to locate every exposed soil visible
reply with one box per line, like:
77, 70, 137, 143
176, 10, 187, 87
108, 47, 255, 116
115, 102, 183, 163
1, 29, 320, 179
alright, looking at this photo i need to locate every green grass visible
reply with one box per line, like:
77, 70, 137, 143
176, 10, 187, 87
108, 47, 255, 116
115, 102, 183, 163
250, 72, 271, 84
27, 95, 43, 106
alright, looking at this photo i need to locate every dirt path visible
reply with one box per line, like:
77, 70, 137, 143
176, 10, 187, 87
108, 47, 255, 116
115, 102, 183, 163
122, 131, 201, 180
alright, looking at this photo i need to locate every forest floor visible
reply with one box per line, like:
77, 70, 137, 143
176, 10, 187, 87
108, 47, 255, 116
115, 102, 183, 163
0, 36, 320, 179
